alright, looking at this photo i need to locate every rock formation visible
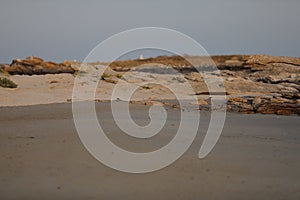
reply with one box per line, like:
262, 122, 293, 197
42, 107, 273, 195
106, 54, 300, 115
4, 56, 75, 75
1, 54, 299, 115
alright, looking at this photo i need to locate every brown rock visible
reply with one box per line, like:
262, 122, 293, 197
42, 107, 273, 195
246, 55, 300, 66
5, 56, 75, 75
256, 96, 299, 115
144, 101, 164, 106
276, 110, 293, 115
43, 61, 57, 68
0, 64, 9, 72
252, 96, 262, 107
198, 99, 209, 106
22, 56, 44, 66
228, 97, 254, 114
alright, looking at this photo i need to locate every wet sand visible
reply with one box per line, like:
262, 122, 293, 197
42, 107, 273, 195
0, 102, 299, 200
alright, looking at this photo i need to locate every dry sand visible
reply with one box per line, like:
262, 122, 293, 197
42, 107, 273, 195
0, 73, 192, 107
0, 102, 299, 200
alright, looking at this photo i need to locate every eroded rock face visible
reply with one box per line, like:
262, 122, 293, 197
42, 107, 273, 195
227, 95, 300, 115
214, 55, 300, 115
4, 56, 75, 75
100, 54, 300, 115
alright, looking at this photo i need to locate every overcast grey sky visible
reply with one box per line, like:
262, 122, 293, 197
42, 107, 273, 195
0, 0, 299, 63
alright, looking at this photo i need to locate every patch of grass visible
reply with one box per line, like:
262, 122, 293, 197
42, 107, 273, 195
0, 77, 18, 88
73, 70, 88, 77
116, 74, 122, 79
101, 73, 111, 80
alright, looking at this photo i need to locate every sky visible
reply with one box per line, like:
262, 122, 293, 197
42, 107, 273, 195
0, 0, 299, 63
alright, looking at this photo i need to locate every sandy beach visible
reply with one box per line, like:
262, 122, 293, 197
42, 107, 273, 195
1, 0, 300, 199
0, 55, 299, 199
0, 102, 299, 200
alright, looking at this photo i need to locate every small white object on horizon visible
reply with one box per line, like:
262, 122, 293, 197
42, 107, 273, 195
138, 54, 144, 60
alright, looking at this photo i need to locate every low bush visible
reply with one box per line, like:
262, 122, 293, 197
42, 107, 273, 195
116, 74, 122, 79
0, 77, 18, 88
101, 73, 111, 80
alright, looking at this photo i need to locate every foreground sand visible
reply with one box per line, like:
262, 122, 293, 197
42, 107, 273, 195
0, 102, 299, 200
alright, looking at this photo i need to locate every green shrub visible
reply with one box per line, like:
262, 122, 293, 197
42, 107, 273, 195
116, 74, 122, 79
101, 73, 111, 80
73, 70, 88, 77
0, 77, 18, 88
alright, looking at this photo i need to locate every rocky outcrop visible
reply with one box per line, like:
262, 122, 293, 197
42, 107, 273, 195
1, 54, 299, 115
191, 55, 300, 115
4, 56, 75, 75
106, 54, 300, 115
